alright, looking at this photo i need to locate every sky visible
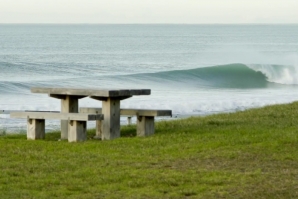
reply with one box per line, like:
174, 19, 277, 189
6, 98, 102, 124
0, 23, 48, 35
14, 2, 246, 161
0, 0, 298, 24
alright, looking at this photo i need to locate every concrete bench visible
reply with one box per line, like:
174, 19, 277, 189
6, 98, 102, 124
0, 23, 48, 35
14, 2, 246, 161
10, 112, 104, 142
80, 108, 172, 137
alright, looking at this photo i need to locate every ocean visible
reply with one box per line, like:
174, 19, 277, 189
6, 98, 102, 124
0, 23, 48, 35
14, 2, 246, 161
1, 24, 298, 132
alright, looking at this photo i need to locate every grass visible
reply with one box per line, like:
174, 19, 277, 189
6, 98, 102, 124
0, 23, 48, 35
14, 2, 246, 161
1, 102, 298, 198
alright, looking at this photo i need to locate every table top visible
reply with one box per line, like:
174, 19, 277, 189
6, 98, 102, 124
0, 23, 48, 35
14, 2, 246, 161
31, 87, 151, 97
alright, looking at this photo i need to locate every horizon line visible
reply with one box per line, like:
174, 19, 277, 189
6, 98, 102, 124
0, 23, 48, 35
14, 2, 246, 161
0, 22, 298, 25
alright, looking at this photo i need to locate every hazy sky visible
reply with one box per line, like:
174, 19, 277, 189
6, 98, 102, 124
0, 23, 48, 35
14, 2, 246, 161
1, 0, 298, 24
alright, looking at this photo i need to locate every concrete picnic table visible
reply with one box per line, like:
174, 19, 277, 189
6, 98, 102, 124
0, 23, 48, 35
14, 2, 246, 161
31, 87, 151, 140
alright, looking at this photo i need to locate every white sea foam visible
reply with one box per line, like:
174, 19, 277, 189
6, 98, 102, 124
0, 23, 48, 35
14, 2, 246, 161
199, 43, 298, 85
248, 64, 298, 85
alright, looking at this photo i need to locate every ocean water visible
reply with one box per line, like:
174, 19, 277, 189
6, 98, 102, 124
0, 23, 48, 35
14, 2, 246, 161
1, 24, 298, 132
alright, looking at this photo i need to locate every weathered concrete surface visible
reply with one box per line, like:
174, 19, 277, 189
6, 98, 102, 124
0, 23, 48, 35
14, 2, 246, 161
94, 120, 102, 139
68, 120, 87, 142
137, 116, 155, 136
27, 119, 45, 140
61, 96, 79, 140
31, 87, 151, 97
10, 112, 103, 121
127, 117, 132, 125
80, 107, 172, 117
101, 98, 120, 140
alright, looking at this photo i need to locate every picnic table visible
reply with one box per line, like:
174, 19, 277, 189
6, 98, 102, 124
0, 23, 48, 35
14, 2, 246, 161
31, 87, 151, 140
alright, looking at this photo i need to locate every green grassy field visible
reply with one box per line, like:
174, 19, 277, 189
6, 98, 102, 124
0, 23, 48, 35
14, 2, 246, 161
1, 102, 298, 199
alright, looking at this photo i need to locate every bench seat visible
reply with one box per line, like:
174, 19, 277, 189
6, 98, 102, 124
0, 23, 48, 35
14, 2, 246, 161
10, 112, 104, 142
80, 107, 172, 137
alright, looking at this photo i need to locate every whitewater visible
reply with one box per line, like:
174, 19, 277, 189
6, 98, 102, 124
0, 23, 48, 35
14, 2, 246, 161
0, 24, 298, 132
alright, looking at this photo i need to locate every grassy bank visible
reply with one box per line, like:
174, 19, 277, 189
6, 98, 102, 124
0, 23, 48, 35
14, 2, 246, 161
1, 102, 298, 199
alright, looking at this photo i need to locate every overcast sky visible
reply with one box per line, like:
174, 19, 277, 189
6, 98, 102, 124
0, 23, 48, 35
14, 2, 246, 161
1, 0, 298, 24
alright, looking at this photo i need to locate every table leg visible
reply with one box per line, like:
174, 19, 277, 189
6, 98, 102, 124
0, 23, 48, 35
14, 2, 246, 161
101, 98, 120, 140
61, 96, 79, 139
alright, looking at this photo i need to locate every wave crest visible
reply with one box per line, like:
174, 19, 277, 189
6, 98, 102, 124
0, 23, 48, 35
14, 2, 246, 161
1, 63, 297, 93
248, 64, 298, 85
127, 64, 269, 89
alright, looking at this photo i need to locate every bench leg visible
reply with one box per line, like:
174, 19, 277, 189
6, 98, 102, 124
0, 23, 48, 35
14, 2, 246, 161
27, 119, 45, 140
94, 120, 102, 139
137, 116, 155, 136
127, 117, 132, 125
68, 120, 87, 142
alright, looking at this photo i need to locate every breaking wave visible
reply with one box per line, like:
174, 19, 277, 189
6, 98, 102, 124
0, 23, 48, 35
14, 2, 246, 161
124, 63, 298, 89
1, 63, 297, 94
